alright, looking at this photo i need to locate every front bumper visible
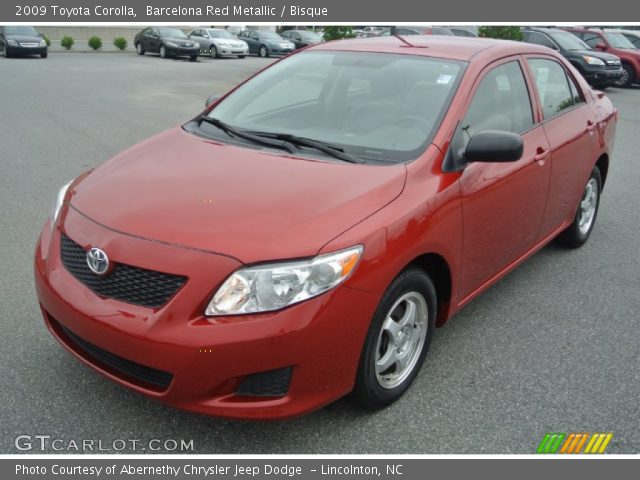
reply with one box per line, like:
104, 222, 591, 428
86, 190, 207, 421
583, 67, 624, 85
217, 46, 249, 56
7, 44, 47, 55
267, 46, 295, 55
165, 45, 199, 57
34, 208, 378, 419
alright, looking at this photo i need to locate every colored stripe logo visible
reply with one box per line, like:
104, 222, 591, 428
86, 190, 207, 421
537, 432, 613, 454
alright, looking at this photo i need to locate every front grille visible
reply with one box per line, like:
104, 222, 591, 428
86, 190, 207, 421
236, 367, 293, 397
60, 233, 186, 309
48, 314, 173, 391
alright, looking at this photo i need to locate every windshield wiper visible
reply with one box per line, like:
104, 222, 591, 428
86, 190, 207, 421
199, 116, 295, 154
251, 132, 365, 164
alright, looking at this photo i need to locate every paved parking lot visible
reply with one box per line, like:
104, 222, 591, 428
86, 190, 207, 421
0, 53, 638, 454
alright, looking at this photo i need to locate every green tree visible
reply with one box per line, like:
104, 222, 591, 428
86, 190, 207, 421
113, 37, 128, 50
60, 36, 74, 50
323, 26, 356, 42
88, 36, 102, 50
478, 26, 523, 41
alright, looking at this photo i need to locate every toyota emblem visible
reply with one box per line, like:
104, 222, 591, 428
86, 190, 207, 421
86, 247, 109, 275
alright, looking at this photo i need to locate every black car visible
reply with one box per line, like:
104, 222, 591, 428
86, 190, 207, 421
134, 27, 199, 61
0, 26, 47, 58
280, 30, 324, 50
522, 27, 623, 89
236, 30, 295, 57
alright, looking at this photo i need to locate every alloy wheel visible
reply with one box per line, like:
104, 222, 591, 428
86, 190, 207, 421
578, 178, 599, 235
160, 46, 166, 58
374, 291, 429, 389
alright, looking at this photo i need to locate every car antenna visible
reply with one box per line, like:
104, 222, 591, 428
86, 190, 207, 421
394, 35, 416, 47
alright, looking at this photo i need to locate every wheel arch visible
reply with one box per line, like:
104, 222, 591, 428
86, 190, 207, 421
595, 153, 609, 190
406, 253, 453, 327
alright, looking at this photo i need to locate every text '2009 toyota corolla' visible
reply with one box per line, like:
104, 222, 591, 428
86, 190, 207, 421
35, 36, 617, 419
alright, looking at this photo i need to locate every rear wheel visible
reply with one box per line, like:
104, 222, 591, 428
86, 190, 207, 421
2, 44, 11, 58
210, 45, 218, 58
259, 45, 268, 58
352, 268, 436, 409
615, 64, 634, 88
556, 167, 602, 248
136, 42, 145, 55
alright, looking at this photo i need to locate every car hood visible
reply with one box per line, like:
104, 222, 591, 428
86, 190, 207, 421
8, 35, 42, 43
567, 49, 620, 61
69, 128, 406, 264
213, 38, 246, 46
163, 36, 194, 44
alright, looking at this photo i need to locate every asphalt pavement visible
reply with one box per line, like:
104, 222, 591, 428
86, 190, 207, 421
0, 53, 638, 454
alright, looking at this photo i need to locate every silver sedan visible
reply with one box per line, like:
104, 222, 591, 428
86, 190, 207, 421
188, 28, 249, 58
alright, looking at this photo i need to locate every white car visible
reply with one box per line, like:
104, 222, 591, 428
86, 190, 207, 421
188, 28, 249, 58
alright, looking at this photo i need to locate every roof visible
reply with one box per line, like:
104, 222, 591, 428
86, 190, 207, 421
310, 35, 551, 62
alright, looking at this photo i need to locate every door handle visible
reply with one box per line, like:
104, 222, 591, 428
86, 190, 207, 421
586, 120, 596, 133
534, 147, 549, 163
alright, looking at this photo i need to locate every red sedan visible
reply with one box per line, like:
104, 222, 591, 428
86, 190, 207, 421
35, 36, 617, 419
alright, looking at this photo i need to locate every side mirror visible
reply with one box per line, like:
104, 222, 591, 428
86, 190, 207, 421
595, 42, 607, 51
464, 130, 524, 163
205, 94, 222, 108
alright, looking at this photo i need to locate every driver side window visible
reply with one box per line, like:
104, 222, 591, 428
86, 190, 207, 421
459, 61, 534, 152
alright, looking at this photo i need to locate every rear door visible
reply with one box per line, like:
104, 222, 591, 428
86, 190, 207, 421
455, 57, 552, 300
524, 56, 600, 237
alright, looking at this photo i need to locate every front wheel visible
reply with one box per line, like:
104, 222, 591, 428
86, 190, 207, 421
615, 64, 634, 88
238, 55, 245, 59
209, 45, 218, 58
159, 45, 168, 59
259, 45, 268, 58
189, 55, 198, 62
136, 42, 145, 55
40, 50, 48, 58
352, 268, 436, 409
556, 167, 602, 248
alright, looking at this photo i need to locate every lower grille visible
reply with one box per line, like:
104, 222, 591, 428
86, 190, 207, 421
48, 314, 173, 391
236, 367, 293, 397
60, 233, 186, 309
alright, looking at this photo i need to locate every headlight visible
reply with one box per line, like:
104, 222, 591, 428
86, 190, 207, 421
51, 180, 72, 225
7, 39, 18, 46
165, 41, 178, 48
39, 39, 46, 46
583, 55, 605, 66
205, 245, 364, 316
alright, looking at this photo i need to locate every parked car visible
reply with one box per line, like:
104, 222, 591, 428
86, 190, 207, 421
37, 36, 616, 419
0, 26, 47, 58
280, 29, 324, 49
378, 26, 454, 36
618, 29, 640, 48
564, 27, 640, 87
449, 27, 478, 37
522, 27, 623, 89
236, 30, 295, 57
134, 27, 199, 61
188, 28, 248, 58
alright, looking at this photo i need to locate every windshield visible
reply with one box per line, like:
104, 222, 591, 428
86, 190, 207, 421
199, 51, 464, 163
5, 26, 38, 36
260, 32, 283, 41
159, 28, 187, 39
300, 32, 323, 41
604, 32, 637, 49
208, 30, 234, 39
553, 31, 591, 51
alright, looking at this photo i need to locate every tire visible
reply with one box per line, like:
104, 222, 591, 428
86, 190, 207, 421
259, 45, 269, 58
2, 44, 11, 58
189, 55, 198, 62
351, 267, 436, 409
615, 63, 634, 88
238, 55, 245, 59
210, 45, 218, 58
556, 167, 602, 248
160, 45, 168, 59
40, 51, 48, 59
135, 42, 145, 55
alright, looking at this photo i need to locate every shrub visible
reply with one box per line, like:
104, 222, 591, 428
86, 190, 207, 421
323, 26, 356, 42
477, 26, 523, 41
113, 37, 128, 50
60, 36, 74, 50
41, 35, 51, 47
88, 36, 102, 50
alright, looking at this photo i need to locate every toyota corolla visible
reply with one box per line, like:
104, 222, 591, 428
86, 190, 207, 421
35, 36, 617, 419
